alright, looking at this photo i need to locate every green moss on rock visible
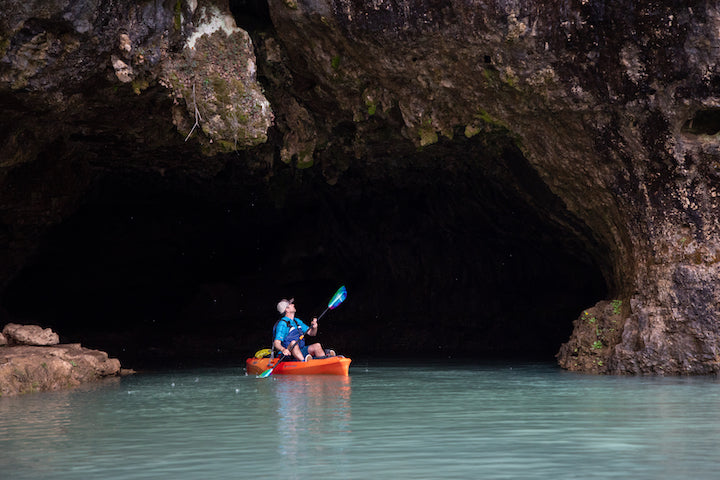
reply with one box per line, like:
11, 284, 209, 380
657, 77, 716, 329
464, 124, 483, 138
162, 9, 273, 154
174, 0, 183, 31
419, 125, 438, 146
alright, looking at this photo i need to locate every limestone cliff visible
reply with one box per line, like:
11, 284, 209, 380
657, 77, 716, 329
2, 0, 720, 374
264, 1, 720, 374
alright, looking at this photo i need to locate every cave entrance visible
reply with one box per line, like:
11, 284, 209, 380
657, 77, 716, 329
228, 0, 272, 32
1, 137, 607, 368
682, 109, 720, 136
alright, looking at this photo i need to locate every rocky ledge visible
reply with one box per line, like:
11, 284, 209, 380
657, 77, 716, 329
0, 324, 126, 397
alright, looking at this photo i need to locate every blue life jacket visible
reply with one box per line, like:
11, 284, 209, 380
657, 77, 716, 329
273, 317, 307, 351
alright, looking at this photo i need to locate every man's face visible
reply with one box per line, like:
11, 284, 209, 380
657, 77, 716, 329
286, 302, 296, 314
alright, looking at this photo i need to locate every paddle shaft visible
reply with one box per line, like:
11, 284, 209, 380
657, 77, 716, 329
276, 335, 304, 359
258, 338, 301, 377
306, 285, 345, 326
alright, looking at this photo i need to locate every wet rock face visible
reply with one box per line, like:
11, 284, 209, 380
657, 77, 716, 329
0, 324, 123, 396
1, 1, 271, 151
0, 343, 123, 396
3, 323, 59, 346
0, 0, 272, 291
265, 1, 720, 374
1, 1, 720, 374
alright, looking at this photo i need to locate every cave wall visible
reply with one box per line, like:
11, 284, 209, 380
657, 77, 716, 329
1, 0, 720, 373
260, 0, 720, 374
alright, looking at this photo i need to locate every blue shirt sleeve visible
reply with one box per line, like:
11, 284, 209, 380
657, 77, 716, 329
274, 318, 289, 342
274, 317, 310, 342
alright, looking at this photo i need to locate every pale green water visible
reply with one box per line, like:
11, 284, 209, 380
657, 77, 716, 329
2, 361, 720, 479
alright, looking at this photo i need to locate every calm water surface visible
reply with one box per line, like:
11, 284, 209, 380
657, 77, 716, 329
1, 361, 720, 479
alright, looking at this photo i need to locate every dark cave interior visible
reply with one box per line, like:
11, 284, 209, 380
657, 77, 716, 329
0, 132, 608, 369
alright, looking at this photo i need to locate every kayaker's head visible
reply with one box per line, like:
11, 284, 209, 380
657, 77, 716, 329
277, 298, 295, 315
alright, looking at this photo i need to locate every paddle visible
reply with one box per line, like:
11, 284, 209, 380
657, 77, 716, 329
256, 339, 299, 378
257, 286, 347, 378
317, 285, 347, 321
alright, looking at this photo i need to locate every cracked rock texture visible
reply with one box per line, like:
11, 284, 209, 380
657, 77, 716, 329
0, 324, 122, 396
0, 343, 122, 396
264, 0, 720, 374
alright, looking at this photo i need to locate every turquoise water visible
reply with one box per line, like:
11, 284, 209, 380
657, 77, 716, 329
2, 361, 720, 479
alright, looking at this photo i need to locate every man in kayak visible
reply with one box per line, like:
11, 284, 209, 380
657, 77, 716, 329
273, 298, 335, 361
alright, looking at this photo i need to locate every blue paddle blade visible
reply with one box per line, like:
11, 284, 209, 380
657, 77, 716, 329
328, 285, 347, 310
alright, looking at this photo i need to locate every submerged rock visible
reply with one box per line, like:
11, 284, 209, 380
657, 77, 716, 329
0, 325, 123, 396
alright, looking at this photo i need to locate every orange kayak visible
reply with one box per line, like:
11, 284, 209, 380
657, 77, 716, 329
246, 356, 351, 376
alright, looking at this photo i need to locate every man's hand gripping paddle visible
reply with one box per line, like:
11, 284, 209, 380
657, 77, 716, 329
257, 286, 347, 378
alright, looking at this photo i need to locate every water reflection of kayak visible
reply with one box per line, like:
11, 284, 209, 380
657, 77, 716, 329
246, 356, 352, 376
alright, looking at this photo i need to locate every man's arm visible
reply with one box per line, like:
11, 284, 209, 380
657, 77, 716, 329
305, 317, 319, 336
273, 339, 290, 356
